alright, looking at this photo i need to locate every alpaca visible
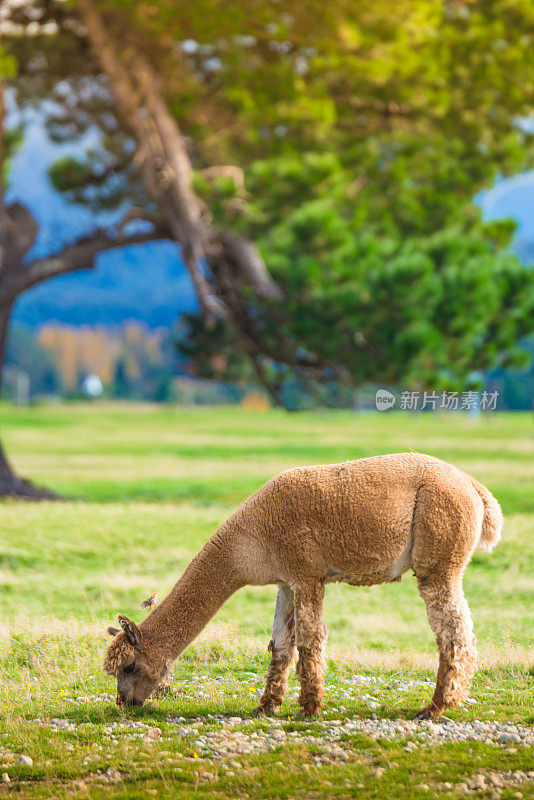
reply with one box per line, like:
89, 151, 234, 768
104, 452, 502, 718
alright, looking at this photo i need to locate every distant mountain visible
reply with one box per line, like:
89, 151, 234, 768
13, 240, 197, 329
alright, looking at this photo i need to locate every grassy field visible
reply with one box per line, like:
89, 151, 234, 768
0, 403, 533, 799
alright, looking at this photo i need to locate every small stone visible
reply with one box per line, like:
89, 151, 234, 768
105, 767, 122, 784
15, 755, 33, 767
498, 733, 520, 744
468, 775, 487, 790
52, 719, 70, 730
1, 773, 10, 784
147, 728, 162, 740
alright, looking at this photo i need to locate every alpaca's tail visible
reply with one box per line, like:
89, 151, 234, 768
471, 478, 503, 552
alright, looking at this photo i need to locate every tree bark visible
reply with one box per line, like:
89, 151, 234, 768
17, 227, 170, 296
0, 89, 57, 497
0, 300, 59, 498
0, 220, 173, 498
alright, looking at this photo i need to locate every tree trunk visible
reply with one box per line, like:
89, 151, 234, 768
0, 301, 59, 499
77, 0, 300, 407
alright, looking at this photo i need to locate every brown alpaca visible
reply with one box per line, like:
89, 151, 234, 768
104, 453, 502, 718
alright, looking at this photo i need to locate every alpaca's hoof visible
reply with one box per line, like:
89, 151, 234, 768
298, 704, 322, 717
253, 702, 279, 716
414, 705, 446, 720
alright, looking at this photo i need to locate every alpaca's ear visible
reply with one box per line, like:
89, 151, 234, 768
118, 614, 143, 649
108, 626, 120, 637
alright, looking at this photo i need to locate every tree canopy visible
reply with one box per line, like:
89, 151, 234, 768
90, 0, 534, 398
7, 0, 534, 405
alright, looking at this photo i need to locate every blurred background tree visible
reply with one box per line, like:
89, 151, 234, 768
79, 0, 534, 403
3, 0, 534, 422
0, 0, 167, 495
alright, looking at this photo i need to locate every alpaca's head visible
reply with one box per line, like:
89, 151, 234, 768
103, 615, 169, 706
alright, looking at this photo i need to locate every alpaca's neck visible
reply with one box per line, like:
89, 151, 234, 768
140, 528, 244, 660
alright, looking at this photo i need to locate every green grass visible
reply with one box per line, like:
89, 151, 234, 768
0, 403, 533, 798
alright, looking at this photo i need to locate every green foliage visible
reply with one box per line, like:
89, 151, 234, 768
1, 124, 23, 185
103, 0, 534, 392
0, 47, 16, 80
4, 3, 147, 213
9, 1, 534, 394
190, 150, 534, 392
262, 211, 533, 389
47, 155, 94, 191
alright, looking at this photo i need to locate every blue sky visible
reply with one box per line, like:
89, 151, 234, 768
479, 172, 534, 241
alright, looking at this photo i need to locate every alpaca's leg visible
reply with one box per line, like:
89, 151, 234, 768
257, 585, 296, 714
294, 582, 327, 716
416, 577, 477, 719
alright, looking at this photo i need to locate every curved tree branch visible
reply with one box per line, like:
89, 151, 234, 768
18, 228, 170, 295
77, 0, 282, 318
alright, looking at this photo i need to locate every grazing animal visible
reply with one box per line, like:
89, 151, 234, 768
104, 452, 502, 717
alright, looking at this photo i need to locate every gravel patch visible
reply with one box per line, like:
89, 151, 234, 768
23, 710, 533, 760
15, 671, 532, 770
430, 769, 534, 796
